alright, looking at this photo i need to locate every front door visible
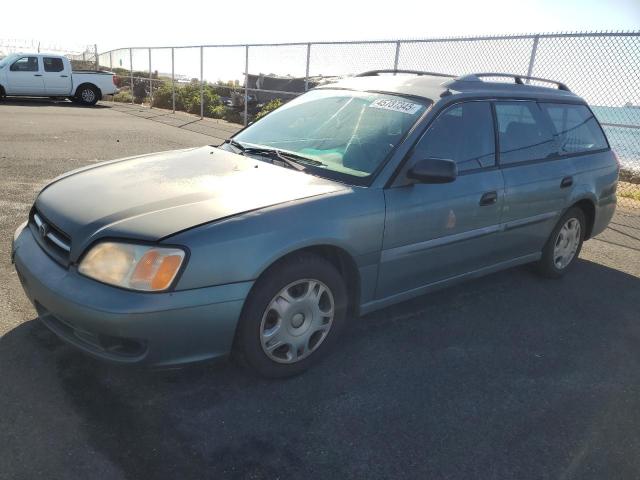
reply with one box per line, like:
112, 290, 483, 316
377, 101, 506, 299
5, 56, 45, 95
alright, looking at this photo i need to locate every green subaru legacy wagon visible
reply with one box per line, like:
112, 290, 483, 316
12, 70, 618, 377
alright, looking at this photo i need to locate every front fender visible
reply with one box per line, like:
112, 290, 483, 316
166, 188, 386, 292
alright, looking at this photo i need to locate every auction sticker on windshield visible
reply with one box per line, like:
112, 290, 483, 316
369, 98, 422, 115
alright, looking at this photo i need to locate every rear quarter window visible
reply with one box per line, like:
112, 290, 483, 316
540, 103, 608, 154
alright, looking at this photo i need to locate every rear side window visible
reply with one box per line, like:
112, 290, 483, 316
10, 56, 39, 72
43, 57, 64, 73
495, 101, 557, 164
540, 103, 608, 154
413, 101, 495, 172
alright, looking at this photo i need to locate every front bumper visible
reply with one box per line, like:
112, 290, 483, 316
12, 225, 252, 367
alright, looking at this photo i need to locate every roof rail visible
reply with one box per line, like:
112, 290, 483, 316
356, 69, 457, 78
456, 73, 570, 91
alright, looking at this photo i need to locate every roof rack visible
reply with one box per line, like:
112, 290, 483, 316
456, 73, 570, 91
355, 69, 457, 79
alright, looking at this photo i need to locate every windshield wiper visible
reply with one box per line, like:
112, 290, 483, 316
222, 140, 326, 171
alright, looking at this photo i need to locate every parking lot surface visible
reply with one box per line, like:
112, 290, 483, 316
1, 99, 640, 480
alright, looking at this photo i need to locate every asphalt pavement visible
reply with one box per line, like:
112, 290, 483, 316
1, 98, 639, 480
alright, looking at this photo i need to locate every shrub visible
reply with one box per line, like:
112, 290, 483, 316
151, 81, 223, 117
112, 91, 133, 103
255, 98, 283, 120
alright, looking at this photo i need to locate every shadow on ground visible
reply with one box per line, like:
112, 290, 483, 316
103, 102, 241, 143
2, 259, 640, 480
596, 206, 640, 252
0, 97, 110, 108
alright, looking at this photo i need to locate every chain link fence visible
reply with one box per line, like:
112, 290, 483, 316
95, 32, 638, 217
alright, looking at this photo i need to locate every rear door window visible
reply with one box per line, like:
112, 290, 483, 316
10, 56, 39, 72
43, 57, 64, 73
413, 101, 496, 172
540, 103, 608, 154
494, 101, 557, 164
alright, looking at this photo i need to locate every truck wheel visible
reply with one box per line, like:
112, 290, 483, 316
235, 253, 348, 378
76, 85, 99, 106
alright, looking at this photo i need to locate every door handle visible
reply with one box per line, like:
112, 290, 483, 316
479, 191, 498, 206
34, 74, 42, 77
60, 75, 68, 78
560, 176, 573, 188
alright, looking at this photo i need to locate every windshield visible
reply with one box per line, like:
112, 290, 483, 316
0, 54, 18, 69
231, 89, 430, 183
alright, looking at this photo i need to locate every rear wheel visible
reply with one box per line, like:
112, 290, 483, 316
235, 253, 348, 378
76, 85, 99, 106
534, 207, 586, 278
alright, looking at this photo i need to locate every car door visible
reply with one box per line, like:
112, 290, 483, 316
42, 57, 71, 95
494, 100, 577, 259
5, 56, 45, 95
377, 100, 506, 299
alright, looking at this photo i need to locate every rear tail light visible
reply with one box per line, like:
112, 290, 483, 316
112, 75, 117, 86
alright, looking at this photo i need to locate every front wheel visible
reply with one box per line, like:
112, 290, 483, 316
76, 85, 99, 106
235, 253, 348, 378
534, 207, 586, 278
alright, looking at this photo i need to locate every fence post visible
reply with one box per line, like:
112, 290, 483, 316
171, 47, 175, 113
129, 48, 134, 105
526, 35, 540, 82
94, 44, 99, 71
200, 46, 204, 119
304, 43, 311, 91
393, 41, 401, 72
244, 45, 249, 126
148, 48, 153, 108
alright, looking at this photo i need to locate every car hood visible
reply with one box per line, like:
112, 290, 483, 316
35, 146, 347, 258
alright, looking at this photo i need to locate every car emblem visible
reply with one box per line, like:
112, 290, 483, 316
38, 222, 49, 239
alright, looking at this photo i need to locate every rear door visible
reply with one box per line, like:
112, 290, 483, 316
377, 100, 505, 299
5, 56, 45, 95
42, 57, 71, 95
495, 100, 576, 258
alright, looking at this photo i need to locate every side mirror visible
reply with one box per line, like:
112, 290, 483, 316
407, 158, 457, 184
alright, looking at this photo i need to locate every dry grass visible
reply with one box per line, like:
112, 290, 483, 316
618, 181, 640, 204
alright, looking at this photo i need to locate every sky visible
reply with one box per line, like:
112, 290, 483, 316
1, 0, 639, 53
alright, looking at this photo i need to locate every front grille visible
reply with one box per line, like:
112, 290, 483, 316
29, 209, 72, 266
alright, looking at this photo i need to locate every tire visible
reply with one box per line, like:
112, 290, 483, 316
534, 207, 586, 278
235, 253, 348, 378
76, 85, 99, 106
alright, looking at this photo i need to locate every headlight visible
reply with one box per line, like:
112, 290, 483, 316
78, 242, 186, 291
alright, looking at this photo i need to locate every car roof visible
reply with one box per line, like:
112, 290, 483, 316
317, 71, 581, 103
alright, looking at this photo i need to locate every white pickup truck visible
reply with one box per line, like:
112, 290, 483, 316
0, 53, 118, 105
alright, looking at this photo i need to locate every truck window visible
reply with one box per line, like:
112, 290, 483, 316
412, 101, 496, 172
43, 57, 64, 73
494, 101, 557, 164
540, 103, 608, 154
10, 56, 39, 72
